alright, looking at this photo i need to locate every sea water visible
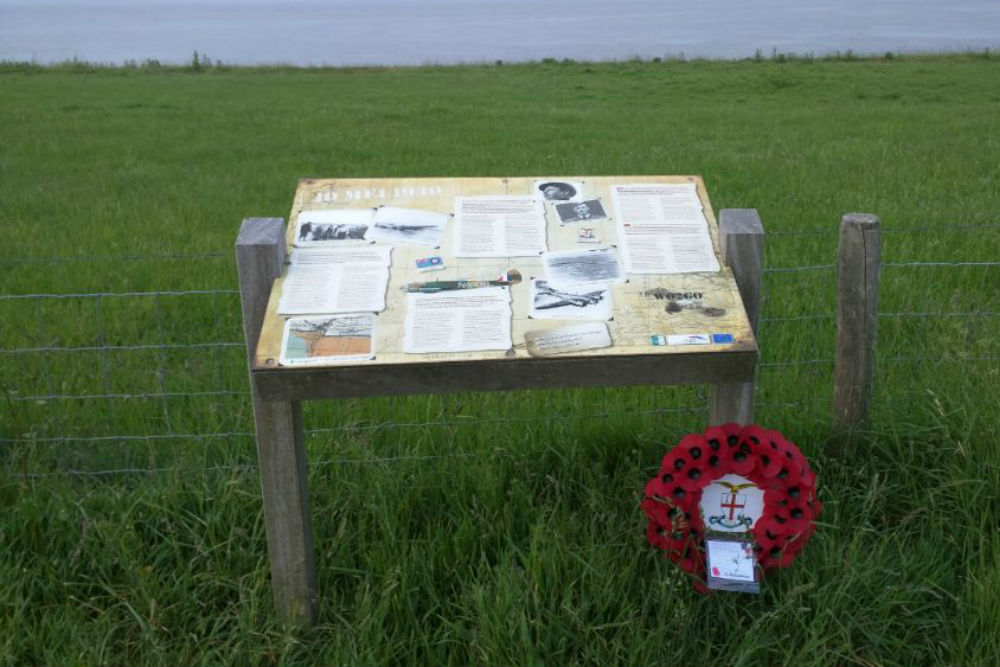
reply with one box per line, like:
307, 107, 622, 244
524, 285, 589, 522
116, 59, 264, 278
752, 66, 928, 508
1, 0, 997, 66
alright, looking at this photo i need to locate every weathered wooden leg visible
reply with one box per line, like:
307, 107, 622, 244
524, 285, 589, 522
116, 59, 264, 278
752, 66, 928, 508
249, 385, 316, 625
236, 217, 317, 626
833, 213, 881, 432
710, 209, 764, 426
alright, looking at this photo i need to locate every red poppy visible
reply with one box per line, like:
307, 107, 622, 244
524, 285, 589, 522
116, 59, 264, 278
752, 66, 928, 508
773, 457, 802, 487
752, 527, 782, 556
658, 452, 688, 484
756, 432, 786, 478
762, 487, 786, 505
717, 422, 743, 441
640, 496, 672, 526
645, 522, 669, 550
759, 512, 791, 536
702, 426, 728, 452
678, 459, 710, 491
644, 476, 669, 501
739, 425, 769, 451
781, 500, 812, 535
677, 432, 708, 455
729, 440, 758, 476
777, 434, 809, 471
677, 550, 704, 575
770, 547, 799, 569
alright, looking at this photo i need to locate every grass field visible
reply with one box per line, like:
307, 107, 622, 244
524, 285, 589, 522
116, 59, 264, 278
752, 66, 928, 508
1, 54, 999, 665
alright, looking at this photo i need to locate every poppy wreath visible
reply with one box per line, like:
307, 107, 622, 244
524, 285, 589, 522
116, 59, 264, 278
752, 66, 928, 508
641, 423, 821, 589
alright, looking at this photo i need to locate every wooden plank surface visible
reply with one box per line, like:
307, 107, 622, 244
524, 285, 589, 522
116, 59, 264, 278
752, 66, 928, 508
255, 347, 757, 401
253, 175, 758, 399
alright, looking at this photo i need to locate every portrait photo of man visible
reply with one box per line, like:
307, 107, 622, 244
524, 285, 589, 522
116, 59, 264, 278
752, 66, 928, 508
535, 180, 582, 202
555, 198, 608, 223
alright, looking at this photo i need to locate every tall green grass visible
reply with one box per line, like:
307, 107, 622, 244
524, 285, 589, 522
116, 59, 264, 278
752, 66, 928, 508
1, 55, 999, 665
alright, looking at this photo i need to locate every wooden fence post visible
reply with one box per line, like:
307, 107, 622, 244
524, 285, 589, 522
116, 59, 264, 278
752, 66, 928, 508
833, 213, 882, 431
236, 218, 317, 627
710, 209, 764, 425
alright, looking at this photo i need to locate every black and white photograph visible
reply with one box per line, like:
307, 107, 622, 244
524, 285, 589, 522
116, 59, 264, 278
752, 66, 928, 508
366, 206, 450, 247
555, 198, 608, 224
295, 208, 374, 246
542, 247, 626, 288
534, 180, 583, 202
529, 278, 613, 320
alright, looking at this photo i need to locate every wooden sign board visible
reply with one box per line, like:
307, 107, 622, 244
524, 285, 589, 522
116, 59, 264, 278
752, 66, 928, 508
252, 175, 757, 400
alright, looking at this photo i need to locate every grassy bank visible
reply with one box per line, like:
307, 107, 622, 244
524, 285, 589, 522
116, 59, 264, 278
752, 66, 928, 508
1, 56, 999, 665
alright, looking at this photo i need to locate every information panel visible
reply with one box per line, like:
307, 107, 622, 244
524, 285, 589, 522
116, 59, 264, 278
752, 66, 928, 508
253, 175, 755, 371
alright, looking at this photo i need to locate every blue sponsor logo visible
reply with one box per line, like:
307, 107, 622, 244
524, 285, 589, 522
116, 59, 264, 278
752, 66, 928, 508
416, 256, 444, 270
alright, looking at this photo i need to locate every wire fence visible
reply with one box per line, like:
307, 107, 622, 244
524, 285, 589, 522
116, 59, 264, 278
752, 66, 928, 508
2, 222, 997, 478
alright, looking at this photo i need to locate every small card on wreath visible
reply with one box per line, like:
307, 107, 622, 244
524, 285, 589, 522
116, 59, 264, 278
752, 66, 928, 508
705, 538, 760, 594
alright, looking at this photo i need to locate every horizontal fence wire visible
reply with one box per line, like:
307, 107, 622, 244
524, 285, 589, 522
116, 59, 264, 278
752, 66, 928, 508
0, 432, 256, 445
2, 223, 997, 477
879, 311, 999, 319
5, 389, 249, 403
758, 310, 998, 326
880, 355, 1000, 364
305, 405, 707, 436
761, 260, 998, 273
1, 342, 244, 354
764, 264, 835, 273
1, 404, 708, 447
13, 449, 640, 480
759, 358, 833, 368
0, 289, 239, 301
883, 261, 1000, 268
761, 314, 834, 323
755, 397, 830, 408
881, 224, 1000, 233
762, 229, 837, 237
0, 252, 231, 266
763, 223, 1000, 236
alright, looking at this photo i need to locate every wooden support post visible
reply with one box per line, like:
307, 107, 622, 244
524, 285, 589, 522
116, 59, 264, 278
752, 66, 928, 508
710, 209, 764, 426
236, 218, 317, 627
833, 213, 881, 432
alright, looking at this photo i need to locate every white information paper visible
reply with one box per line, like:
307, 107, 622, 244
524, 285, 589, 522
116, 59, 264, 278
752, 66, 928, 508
403, 286, 512, 353
277, 246, 392, 315
524, 322, 612, 356
453, 196, 547, 257
366, 206, 449, 247
610, 183, 720, 274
